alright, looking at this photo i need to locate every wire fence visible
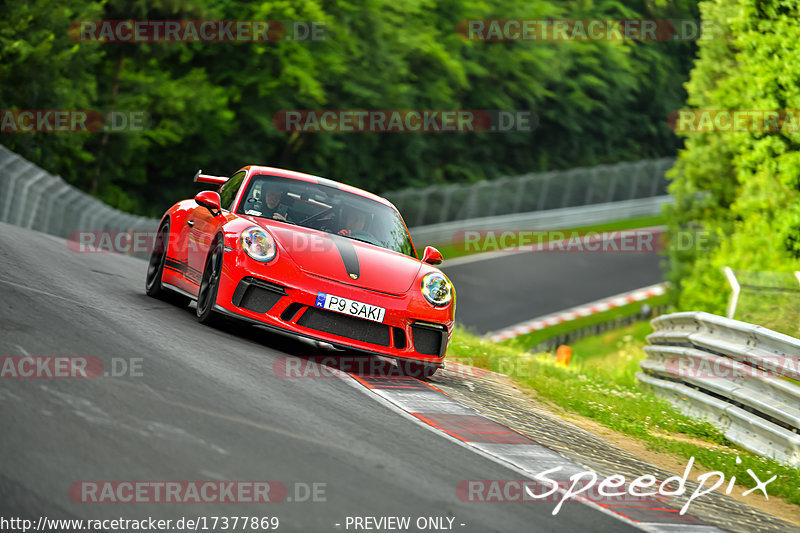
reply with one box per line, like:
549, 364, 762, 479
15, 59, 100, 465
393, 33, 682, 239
384, 157, 675, 227
0, 145, 157, 238
0, 144, 674, 242
725, 269, 800, 338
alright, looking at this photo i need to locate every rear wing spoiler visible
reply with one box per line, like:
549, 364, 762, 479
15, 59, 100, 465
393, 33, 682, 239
193, 169, 228, 186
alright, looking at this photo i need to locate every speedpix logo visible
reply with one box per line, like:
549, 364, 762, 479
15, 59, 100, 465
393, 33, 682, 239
458, 456, 776, 516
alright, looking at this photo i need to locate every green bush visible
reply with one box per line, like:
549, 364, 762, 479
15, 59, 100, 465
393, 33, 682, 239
666, 0, 800, 319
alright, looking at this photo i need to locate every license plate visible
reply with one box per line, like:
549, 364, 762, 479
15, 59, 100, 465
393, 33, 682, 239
314, 292, 386, 323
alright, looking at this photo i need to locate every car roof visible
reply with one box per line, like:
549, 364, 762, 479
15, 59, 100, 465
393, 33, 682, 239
241, 166, 397, 211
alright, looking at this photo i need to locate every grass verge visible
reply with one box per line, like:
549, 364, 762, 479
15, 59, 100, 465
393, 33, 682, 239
447, 323, 800, 505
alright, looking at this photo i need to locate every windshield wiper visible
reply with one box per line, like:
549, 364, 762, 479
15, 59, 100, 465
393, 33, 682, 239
299, 208, 333, 226
345, 235, 381, 247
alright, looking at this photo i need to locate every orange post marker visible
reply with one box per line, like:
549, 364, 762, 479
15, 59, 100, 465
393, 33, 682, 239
556, 345, 572, 366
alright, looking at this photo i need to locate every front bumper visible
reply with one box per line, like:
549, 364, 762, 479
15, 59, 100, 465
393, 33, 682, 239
215, 248, 454, 365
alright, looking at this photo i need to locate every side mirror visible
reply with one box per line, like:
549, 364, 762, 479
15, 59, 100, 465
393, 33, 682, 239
421, 246, 443, 265
195, 190, 222, 216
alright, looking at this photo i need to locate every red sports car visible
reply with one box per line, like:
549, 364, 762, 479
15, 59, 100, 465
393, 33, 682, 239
145, 165, 455, 377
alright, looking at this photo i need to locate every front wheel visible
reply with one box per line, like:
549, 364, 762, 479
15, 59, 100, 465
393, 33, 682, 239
145, 222, 170, 297
197, 236, 223, 325
146, 222, 189, 307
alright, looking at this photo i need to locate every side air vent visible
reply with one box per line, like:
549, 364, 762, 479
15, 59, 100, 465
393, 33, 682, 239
281, 302, 304, 322
411, 322, 447, 357
393, 327, 407, 350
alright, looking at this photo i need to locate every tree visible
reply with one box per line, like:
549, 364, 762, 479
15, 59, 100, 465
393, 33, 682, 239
665, 0, 800, 313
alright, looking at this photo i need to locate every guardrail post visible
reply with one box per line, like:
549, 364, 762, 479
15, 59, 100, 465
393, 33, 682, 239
438, 186, 454, 224
76, 196, 102, 231
24, 174, 59, 229
560, 171, 574, 208
13, 171, 48, 226
650, 160, 662, 196
536, 174, 552, 211
511, 175, 528, 213
628, 163, 641, 200
414, 187, 432, 227
605, 172, 618, 203
66, 194, 97, 237
488, 178, 505, 216
1, 163, 30, 223
42, 181, 73, 234
583, 169, 598, 205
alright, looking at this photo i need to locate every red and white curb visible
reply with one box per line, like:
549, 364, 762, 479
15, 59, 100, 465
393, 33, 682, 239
343, 372, 723, 533
487, 282, 669, 343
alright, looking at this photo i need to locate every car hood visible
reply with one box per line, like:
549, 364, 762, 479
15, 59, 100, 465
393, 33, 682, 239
259, 222, 423, 295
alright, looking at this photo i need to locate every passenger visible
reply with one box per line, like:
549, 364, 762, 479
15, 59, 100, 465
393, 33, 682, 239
338, 209, 367, 237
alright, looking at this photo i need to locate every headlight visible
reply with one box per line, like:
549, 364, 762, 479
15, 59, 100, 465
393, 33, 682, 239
420, 272, 452, 307
240, 227, 276, 262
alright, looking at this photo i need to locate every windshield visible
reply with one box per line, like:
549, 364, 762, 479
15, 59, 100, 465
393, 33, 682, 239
236, 174, 416, 257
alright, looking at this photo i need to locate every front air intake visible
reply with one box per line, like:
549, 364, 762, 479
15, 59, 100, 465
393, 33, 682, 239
232, 277, 286, 313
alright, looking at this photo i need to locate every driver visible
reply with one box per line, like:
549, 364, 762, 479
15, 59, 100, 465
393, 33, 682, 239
261, 181, 290, 222
338, 209, 367, 237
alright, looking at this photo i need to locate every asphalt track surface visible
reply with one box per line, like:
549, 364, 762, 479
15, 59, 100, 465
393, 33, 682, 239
442, 244, 664, 335
0, 223, 640, 532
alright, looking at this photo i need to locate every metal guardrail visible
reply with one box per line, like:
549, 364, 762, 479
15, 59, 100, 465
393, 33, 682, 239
385, 157, 675, 227
638, 311, 800, 465
0, 145, 157, 237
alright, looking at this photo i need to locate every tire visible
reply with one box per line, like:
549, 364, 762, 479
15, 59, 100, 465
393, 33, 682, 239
400, 360, 439, 378
196, 236, 223, 325
145, 221, 190, 307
